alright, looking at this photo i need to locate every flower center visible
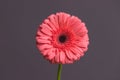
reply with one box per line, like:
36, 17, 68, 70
59, 34, 67, 43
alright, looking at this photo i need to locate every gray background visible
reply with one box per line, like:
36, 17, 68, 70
0, 0, 120, 80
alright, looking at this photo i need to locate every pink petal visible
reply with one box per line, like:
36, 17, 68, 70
59, 51, 65, 64
57, 12, 70, 28
65, 50, 73, 60
40, 24, 52, 36
69, 47, 81, 60
75, 46, 84, 56
77, 42, 89, 52
48, 14, 59, 29
54, 14, 59, 28
47, 48, 56, 60
41, 23, 52, 31
44, 19, 57, 31
67, 50, 77, 60
62, 12, 70, 24
79, 23, 88, 34
37, 44, 53, 51
36, 37, 51, 44
36, 30, 49, 38
69, 16, 80, 28
54, 50, 60, 63
36, 36, 51, 44
56, 12, 63, 27
78, 41, 89, 48
42, 49, 50, 56
80, 34, 89, 41
65, 57, 73, 64
51, 58, 55, 64
38, 36, 51, 40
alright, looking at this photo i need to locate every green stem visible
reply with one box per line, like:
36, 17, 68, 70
57, 64, 62, 80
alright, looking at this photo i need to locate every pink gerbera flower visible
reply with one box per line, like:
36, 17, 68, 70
36, 12, 89, 64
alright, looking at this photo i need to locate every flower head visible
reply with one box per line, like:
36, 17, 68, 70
36, 12, 89, 64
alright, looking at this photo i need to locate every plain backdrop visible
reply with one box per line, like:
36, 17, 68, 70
0, 0, 120, 80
